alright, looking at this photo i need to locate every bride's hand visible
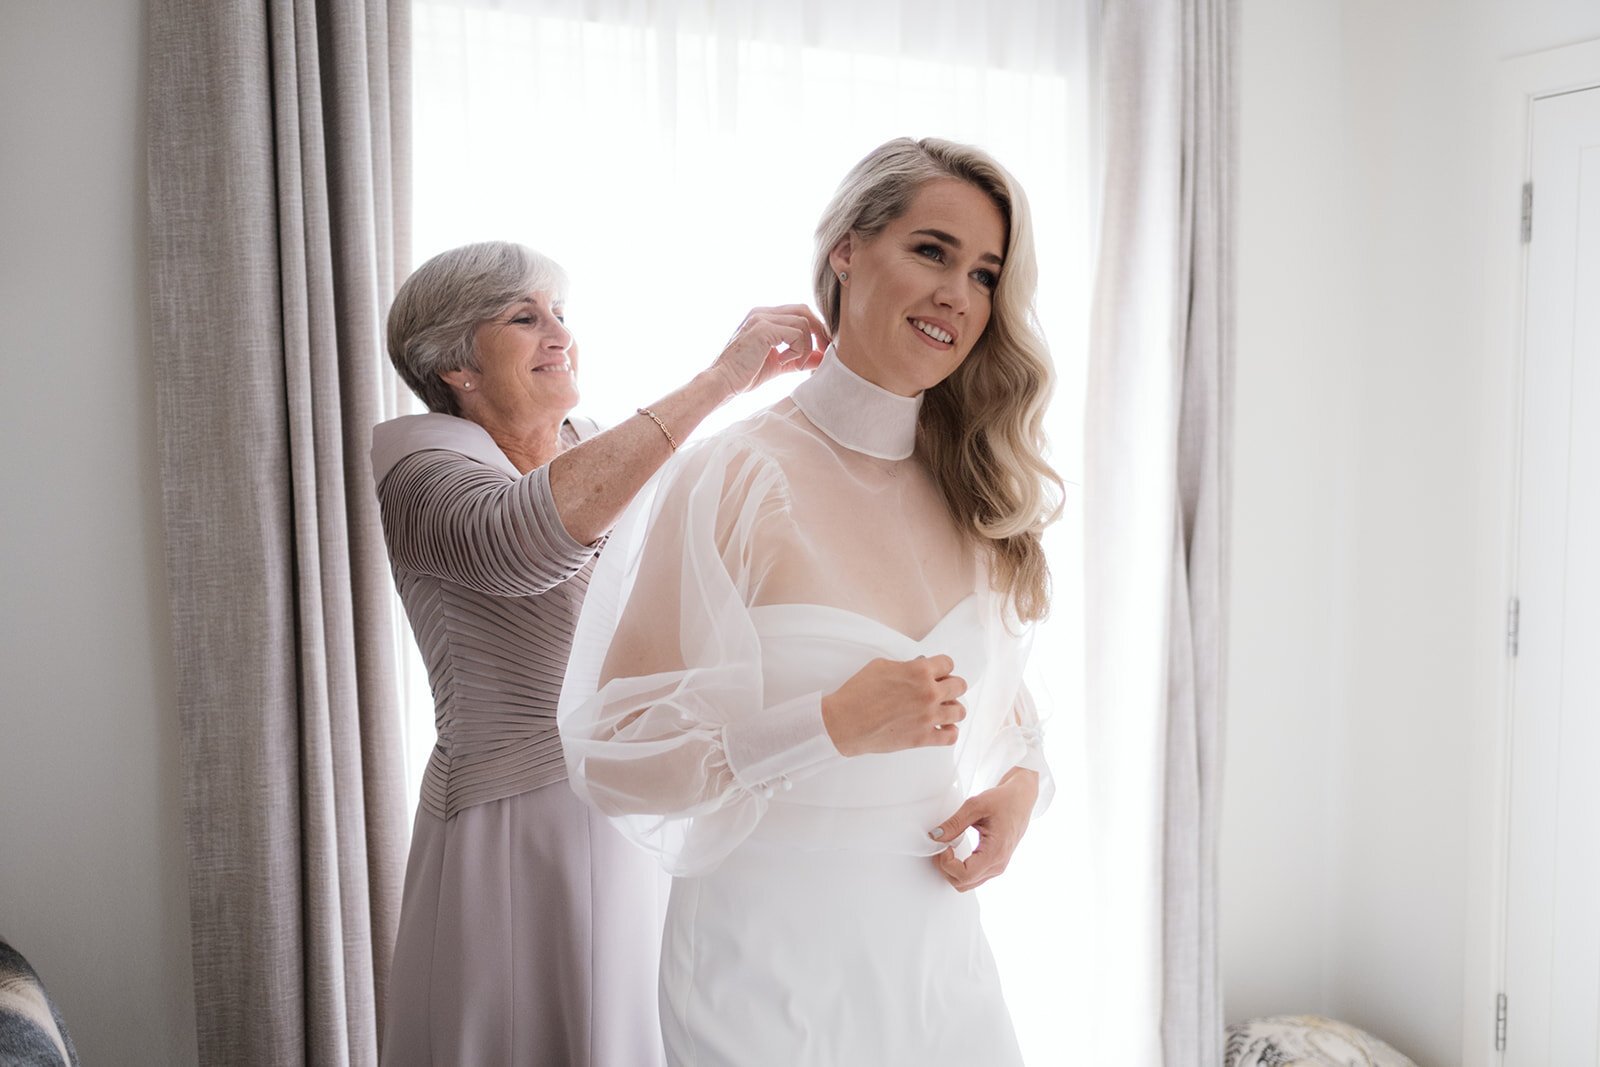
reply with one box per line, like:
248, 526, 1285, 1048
820, 654, 967, 757
929, 767, 1040, 892
708, 305, 829, 397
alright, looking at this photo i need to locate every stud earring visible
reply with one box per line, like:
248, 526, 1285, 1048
838, 272, 848, 283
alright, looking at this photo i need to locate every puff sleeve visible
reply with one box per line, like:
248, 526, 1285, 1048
558, 436, 846, 876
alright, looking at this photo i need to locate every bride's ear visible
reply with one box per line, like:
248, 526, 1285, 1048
827, 234, 855, 278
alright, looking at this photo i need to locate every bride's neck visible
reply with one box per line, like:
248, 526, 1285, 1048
791, 345, 922, 461
831, 339, 920, 399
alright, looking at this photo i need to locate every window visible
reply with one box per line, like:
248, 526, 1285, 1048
404, 1, 1093, 1055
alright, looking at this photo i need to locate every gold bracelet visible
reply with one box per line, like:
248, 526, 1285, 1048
636, 407, 678, 452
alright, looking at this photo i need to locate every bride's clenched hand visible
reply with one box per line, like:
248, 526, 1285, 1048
708, 305, 829, 397
820, 654, 967, 757
928, 767, 1040, 892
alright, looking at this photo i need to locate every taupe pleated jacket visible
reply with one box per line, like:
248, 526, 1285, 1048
372, 412, 599, 819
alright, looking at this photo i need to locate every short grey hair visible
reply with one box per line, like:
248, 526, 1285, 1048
386, 241, 569, 415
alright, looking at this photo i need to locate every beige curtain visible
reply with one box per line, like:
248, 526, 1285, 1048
147, 2, 411, 1062
1084, 0, 1235, 1063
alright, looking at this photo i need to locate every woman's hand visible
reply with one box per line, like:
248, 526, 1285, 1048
709, 305, 829, 397
821, 654, 967, 757
929, 767, 1040, 892
547, 302, 826, 544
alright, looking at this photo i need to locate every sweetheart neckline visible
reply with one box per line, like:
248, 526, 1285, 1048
747, 592, 982, 649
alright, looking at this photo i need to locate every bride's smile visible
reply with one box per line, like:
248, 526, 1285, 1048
826, 176, 1006, 397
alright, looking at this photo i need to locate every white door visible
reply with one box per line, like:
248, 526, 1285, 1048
1503, 83, 1600, 1066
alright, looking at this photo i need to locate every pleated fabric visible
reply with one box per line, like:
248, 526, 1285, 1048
372, 411, 666, 1066
373, 412, 597, 818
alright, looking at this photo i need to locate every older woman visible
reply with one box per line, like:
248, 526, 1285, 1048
373, 241, 825, 1066
559, 138, 1060, 1065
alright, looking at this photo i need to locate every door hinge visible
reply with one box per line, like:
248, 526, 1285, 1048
1495, 992, 1507, 1051
1522, 182, 1534, 243
1507, 597, 1521, 656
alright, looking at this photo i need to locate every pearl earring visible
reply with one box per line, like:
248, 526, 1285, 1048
838, 272, 848, 283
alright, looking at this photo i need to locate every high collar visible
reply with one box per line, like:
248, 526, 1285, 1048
791, 345, 922, 461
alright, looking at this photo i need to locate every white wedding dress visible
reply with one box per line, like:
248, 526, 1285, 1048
559, 349, 1051, 1066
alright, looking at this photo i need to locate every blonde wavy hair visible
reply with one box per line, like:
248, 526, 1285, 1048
813, 137, 1063, 623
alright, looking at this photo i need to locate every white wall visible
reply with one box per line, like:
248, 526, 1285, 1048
1316, 4, 1486, 1060
1226, 2, 1600, 1065
1479, 0, 1600, 61
1224, 0, 1359, 1025
0, 2, 199, 1064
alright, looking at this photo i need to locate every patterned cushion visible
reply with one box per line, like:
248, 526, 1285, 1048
1225, 1015, 1417, 1067
0, 939, 78, 1067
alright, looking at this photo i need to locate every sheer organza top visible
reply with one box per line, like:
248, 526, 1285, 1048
558, 349, 1050, 877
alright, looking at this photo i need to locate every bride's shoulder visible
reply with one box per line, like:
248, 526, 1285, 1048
648, 409, 798, 512
678, 404, 805, 475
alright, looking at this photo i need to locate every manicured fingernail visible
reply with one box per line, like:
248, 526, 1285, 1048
929, 827, 945, 840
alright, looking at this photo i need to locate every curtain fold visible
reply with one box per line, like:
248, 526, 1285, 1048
1084, 0, 1235, 1063
147, 2, 411, 1062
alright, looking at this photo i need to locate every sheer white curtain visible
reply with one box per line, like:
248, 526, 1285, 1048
1086, 1, 1235, 1063
407, 1, 1093, 1059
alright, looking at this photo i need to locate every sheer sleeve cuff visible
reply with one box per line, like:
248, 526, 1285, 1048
1014, 724, 1047, 776
723, 692, 842, 795
1011, 729, 1054, 817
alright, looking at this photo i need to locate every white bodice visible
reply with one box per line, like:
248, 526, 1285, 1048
747, 593, 1026, 856
558, 355, 1048, 877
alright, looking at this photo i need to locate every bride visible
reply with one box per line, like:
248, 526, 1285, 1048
559, 137, 1062, 1065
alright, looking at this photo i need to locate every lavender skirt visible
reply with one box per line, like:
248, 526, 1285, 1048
381, 780, 667, 1066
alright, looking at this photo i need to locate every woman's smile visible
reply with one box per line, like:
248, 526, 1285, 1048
909, 316, 957, 348
828, 178, 1005, 396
